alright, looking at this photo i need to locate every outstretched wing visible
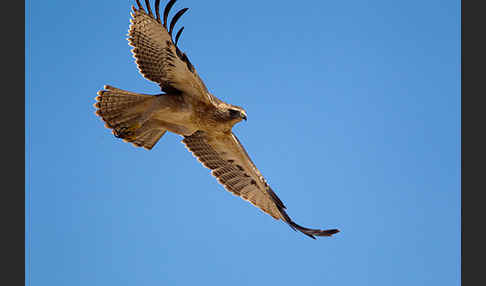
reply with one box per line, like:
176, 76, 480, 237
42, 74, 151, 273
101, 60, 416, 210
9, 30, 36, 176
182, 131, 339, 239
129, 0, 212, 103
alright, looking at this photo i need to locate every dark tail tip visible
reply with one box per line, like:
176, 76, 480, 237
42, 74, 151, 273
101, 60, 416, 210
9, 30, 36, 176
287, 220, 340, 239
321, 229, 340, 237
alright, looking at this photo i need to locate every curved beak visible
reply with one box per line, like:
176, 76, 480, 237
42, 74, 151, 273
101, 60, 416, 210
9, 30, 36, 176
241, 114, 247, 121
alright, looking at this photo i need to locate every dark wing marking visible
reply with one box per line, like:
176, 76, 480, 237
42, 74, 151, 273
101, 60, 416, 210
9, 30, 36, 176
182, 131, 339, 239
163, 0, 177, 28
129, 0, 213, 103
169, 8, 188, 36
174, 26, 184, 46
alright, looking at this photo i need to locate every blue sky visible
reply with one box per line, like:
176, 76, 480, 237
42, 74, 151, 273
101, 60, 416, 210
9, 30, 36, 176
26, 0, 460, 285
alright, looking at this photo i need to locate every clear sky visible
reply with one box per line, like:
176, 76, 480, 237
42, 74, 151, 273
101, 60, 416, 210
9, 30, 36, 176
26, 0, 460, 285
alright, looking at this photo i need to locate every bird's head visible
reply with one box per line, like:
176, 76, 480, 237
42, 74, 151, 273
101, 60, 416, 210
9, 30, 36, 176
227, 105, 247, 123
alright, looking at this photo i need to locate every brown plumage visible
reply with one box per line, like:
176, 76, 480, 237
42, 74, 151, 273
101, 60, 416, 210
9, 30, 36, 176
94, 0, 339, 239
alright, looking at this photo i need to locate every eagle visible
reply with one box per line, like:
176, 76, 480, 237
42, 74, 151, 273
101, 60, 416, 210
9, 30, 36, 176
94, 0, 339, 239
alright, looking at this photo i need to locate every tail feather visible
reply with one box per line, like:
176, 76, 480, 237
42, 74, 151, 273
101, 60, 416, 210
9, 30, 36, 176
132, 127, 167, 149
94, 85, 167, 149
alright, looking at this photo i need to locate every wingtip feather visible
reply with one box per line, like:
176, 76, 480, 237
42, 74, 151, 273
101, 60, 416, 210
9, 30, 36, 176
135, 0, 144, 12
289, 221, 340, 239
163, 0, 178, 28
281, 210, 339, 239
144, 0, 153, 16
169, 8, 189, 38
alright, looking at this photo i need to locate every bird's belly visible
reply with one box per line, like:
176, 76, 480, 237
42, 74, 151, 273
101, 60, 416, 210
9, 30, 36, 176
151, 108, 198, 136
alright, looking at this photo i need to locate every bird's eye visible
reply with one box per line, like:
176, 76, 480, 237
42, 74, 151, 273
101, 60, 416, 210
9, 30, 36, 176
229, 109, 239, 118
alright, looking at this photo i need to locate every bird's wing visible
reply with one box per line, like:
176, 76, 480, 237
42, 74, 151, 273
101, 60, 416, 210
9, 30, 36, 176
129, 0, 213, 103
182, 131, 339, 239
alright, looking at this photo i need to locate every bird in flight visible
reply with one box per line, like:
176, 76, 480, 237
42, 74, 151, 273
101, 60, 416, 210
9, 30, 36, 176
94, 0, 339, 239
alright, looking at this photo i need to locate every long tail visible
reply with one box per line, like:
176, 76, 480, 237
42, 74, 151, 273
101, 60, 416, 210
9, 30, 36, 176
94, 85, 167, 150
